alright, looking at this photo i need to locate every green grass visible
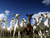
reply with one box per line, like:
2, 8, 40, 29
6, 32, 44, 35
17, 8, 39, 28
0, 33, 50, 38
0, 35, 32, 38
0, 36, 50, 38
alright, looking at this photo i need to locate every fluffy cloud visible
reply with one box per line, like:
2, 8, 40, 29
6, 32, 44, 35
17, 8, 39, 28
5, 10, 10, 15
42, 0, 50, 6
0, 10, 10, 20
0, 14, 7, 20
32, 12, 49, 24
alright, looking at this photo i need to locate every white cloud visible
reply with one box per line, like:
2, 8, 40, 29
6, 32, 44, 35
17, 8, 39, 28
0, 14, 7, 20
42, 0, 50, 6
5, 10, 10, 15
32, 12, 49, 24
0, 10, 10, 20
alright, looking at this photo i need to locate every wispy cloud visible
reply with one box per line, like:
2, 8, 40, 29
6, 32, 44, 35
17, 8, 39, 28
42, 0, 50, 6
5, 10, 10, 16
0, 10, 10, 20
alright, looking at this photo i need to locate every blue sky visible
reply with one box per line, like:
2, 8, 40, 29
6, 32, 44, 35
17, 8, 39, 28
0, 0, 50, 27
